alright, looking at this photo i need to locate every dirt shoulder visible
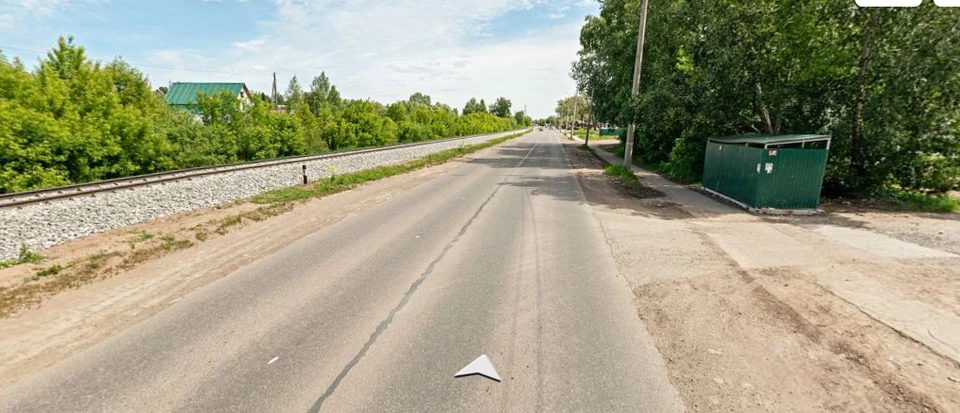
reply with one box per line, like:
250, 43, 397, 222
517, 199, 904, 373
0, 144, 505, 386
563, 141, 960, 412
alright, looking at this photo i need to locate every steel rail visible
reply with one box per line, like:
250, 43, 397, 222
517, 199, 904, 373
0, 130, 527, 208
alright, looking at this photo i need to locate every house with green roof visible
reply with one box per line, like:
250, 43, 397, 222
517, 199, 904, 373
165, 82, 251, 113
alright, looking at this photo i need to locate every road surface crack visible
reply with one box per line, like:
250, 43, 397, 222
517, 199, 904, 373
307, 139, 540, 412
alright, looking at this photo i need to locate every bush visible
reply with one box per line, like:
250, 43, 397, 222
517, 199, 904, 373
574, 1, 960, 197
603, 164, 639, 183
0, 37, 522, 194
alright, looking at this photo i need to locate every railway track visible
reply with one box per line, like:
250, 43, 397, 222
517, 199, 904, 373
0, 130, 526, 208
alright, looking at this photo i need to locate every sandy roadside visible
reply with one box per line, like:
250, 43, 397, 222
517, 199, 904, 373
2, 134, 958, 413
0, 147, 500, 386
562, 140, 960, 412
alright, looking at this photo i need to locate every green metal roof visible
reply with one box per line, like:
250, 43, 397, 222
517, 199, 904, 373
708, 134, 830, 145
165, 82, 246, 106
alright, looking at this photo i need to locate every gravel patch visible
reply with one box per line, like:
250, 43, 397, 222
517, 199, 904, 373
0, 131, 522, 260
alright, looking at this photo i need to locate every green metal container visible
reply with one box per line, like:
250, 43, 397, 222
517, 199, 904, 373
599, 128, 624, 137
702, 134, 831, 211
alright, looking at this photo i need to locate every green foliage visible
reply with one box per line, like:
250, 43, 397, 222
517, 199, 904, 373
386, 102, 407, 123
1, 36, 176, 193
573, 0, 960, 196
34, 264, 63, 278
879, 189, 960, 213
252, 131, 528, 204
604, 164, 639, 183
408, 92, 431, 107
285, 75, 304, 109
462, 97, 484, 115
455, 112, 513, 135
0, 245, 45, 269
513, 110, 532, 127
555, 95, 590, 127
306, 72, 341, 114
534, 116, 558, 127
0, 38, 524, 194
127, 231, 154, 249
490, 97, 512, 118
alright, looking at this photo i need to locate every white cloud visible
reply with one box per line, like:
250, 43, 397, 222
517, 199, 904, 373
1, 0, 106, 30
17, 0, 72, 15
197, 0, 583, 117
232, 38, 266, 51
130, 0, 590, 117
0, 14, 15, 29
140, 48, 274, 86
3, 0, 589, 117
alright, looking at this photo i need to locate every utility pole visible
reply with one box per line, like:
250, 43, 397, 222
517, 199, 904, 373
571, 90, 579, 138
271, 72, 278, 108
585, 109, 593, 145
623, 0, 649, 167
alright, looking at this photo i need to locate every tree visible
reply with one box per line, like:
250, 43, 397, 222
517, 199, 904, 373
409, 92, 431, 107
514, 110, 530, 127
478, 99, 488, 113
490, 97, 512, 118
285, 75, 304, 109
327, 85, 342, 109
463, 97, 482, 115
307, 71, 343, 113
386, 101, 407, 123
571, 0, 960, 192
0, 37, 528, 194
555, 95, 589, 126
42, 36, 87, 81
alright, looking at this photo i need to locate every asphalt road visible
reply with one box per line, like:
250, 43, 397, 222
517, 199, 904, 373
0, 131, 683, 412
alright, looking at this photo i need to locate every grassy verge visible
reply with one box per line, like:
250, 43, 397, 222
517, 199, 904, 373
253, 131, 529, 205
606, 143, 700, 185
0, 246, 44, 269
880, 189, 959, 213
604, 164, 639, 182
604, 164, 646, 191
573, 129, 618, 141
609, 144, 956, 213
0, 232, 196, 317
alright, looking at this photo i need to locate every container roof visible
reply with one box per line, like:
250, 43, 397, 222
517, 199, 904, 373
709, 134, 830, 145
165, 82, 246, 105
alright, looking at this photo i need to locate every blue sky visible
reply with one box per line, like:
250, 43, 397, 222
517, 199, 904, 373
0, 0, 599, 117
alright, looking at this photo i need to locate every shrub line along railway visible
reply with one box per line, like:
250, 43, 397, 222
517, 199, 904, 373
0, 131, 525, 209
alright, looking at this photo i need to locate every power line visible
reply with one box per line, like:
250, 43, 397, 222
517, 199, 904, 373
0, 44, 296, 77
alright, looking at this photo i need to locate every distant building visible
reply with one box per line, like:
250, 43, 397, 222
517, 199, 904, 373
165, 82, 251, 113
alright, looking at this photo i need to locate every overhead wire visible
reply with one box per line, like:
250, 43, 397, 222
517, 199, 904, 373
0, 44, 295, 77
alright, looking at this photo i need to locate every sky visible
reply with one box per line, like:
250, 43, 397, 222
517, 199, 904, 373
0, 0, 599, 118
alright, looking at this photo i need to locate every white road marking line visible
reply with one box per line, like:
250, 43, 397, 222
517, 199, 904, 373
268, 356, 279, 365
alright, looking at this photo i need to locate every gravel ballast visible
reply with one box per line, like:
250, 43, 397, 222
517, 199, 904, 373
0, 130, 525, 260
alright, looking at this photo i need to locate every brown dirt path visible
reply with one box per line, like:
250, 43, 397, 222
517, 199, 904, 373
563, 140, 960, 412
